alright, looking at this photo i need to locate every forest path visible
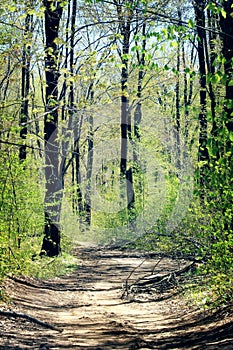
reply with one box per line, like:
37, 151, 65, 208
1, 243, 232, 349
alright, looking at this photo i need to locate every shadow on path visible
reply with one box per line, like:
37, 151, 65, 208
0, 244, 232, 349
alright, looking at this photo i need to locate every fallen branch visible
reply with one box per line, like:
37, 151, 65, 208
122, 262, 196, 298
123, 258, 147, 298
0, 309, 62, 332
135, 262, 195, 287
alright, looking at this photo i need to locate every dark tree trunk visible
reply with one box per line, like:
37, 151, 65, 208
41, 0, 63, 257
131, 19, 146, 213
120, 56, 129, 178
69, 0, 83, 217
19, 13, 32, 161
206, 9, 218, 145
116, 0, 135, 215
84, 113, 94, 226
126, 167, 135, 211
183, 40, 195, 144
220, 0, 233, 136
174, 10, 182, 172
134, 21, 146, 145
193, 0, 209, 188
75, 140, 84, 216
115, 1, 132, 178
219, 0, 233, 214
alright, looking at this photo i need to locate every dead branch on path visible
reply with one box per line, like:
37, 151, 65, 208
122, 261, 196, 299
0, 309, 62, 332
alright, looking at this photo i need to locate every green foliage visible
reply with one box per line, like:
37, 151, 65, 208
179, 164, 233, 305
0, 0, 232, 311
24, 251, 79, 280
0, 150, 44, 280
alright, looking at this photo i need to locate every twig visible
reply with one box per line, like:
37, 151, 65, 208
122, 258, 146, 298
152, 256, 164, 274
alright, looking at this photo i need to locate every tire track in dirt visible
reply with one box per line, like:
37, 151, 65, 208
1, 243, 232, 349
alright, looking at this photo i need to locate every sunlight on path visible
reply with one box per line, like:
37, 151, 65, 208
1, 244, 232, 349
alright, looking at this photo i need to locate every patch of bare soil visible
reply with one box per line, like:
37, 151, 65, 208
0, 243, 232, 349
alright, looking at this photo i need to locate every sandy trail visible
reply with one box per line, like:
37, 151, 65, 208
0, 244, 232, 349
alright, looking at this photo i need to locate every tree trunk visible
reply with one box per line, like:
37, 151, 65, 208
120, 51, 129, 178
69, 0, 84, 219
131, 20, 147, 214
220, 0, 233, 137
193, 0, 209, 188
206, 9, 218, 147
183, 40, 195, 145
40, 0, 63, 257
174, 10, 182, 172
116, 1, 134, 215
84, 113, 94, 226
219, 0, 233, 231
19, 13, 32, 161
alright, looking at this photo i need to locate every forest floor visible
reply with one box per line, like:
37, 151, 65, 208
0, 242, 232, 350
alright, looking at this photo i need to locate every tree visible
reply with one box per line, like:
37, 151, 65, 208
40, 0, 64, 257
114, 0, 135, 215
193, 0, 209, 189
19, 11, 33, 161
219, 0, 233, 140
218, 0, 233, 233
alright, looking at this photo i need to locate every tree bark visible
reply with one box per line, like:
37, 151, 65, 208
41, 0, 63, 257
219, 0, 233, 231
220, 0, 233, 137
193, 0, 209, 189
115, 0, 134, 215
206, 9, 217, 148
84, 113, 94, 225
19, 13, 32, 161
174, 10, 182, 172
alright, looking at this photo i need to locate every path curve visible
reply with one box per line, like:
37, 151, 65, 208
1, 244, 232, 349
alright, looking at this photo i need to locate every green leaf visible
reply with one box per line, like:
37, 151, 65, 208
188, 19, 195, 28
229, 132, 233, 142
221, 9, 227, 18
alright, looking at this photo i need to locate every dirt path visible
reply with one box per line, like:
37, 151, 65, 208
0, 244, 232, 349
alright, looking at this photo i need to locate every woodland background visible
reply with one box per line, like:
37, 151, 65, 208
0, 0, 232, 306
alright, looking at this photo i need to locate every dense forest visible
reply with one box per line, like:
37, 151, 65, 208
0, 0, 232, 305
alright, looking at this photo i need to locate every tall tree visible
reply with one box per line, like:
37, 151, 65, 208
193, 0, 209, 189
40, 0, 64, 257
19, 12, 33, 161
219, 0, 233, 139
219, 0, 233, 232
114, 0, 134, 213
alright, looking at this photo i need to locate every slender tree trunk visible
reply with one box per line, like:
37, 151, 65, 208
183, 39, 195, 144
120, 45, 129, 178
84, 113, 94, 225
134, 21, 146, 145
75, 145, 84, 215
193, 0, 209, 188
115, 0, 134, 215
19, 13, 32, 161
132, 20, 146, 213
83, 78, 95, 226
206, 9, 218, 146
174, 10, 182, 172
219, 0, 233, 204
41, 0, 63, 257
220, 1, 233, 137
